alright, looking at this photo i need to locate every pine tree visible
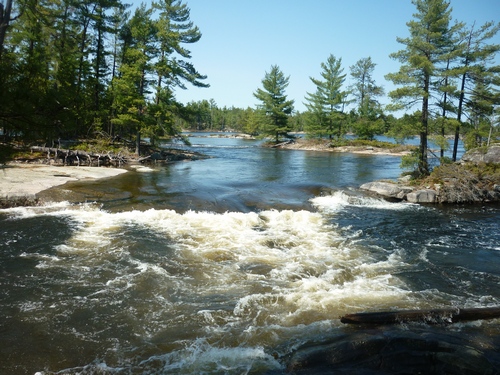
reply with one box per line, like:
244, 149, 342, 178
463, 69, 497, 149
253, 65, 294, 142
386, 0, 453, 176
451, 21, 500, 160
304, 54, 349, 139
349, 57, 385, 140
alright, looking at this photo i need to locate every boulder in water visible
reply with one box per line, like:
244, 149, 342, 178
285, 328, 500, 374
406, 189, 437, 203
360, 181, 413, 200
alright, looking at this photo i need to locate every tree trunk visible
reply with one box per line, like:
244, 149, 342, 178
135, 130, 141, 156
341, 306, 500, 325
0, 0, 13, 58
453, 72, 467, 161
419, 73, 430, 176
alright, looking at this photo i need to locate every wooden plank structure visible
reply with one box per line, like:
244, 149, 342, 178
340, 306, 500, 325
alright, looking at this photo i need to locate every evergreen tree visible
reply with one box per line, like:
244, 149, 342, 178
111, 3, 156, 154
304, 54, 349, 139
386, 0, 453, 176
242, 107, 259, 135
451, 21, 500, 160
463, 69, 497, 149
0, 0, 15, 58
253, 65, 294, 142
349, 57, 385, 140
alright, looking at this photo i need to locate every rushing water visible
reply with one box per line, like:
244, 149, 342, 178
1, 135, 500, 374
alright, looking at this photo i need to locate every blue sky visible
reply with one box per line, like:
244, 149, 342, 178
138, 0, 500, 113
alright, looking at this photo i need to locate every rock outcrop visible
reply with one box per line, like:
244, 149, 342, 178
285, 327, 500, 374
361, 145, 500, 204
360, 181, 413, 201
406, 189, 437, 203
461, 144, 500, 164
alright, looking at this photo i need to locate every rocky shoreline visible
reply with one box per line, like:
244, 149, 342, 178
0, 146, 207, 208
0, 164, 128, 208
360, 145, 500, 204
274, 138, 415, 156
1, 143, 499, 208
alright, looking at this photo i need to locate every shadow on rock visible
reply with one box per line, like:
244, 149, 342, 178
281, 327, 500, 374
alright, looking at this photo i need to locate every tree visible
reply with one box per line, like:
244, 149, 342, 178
0, 0, 15, 58
111, 3, 156, 154
349, 57, 385, 140
451, 21, 500, 160
110, 0, 208, 153
153, 0, 208, 95
463, 70, 497, 149
304, 54, 349, 139
386, 0, 454, 176
253, 65, 294, 142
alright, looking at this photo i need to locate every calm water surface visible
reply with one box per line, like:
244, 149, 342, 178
1, 135, 499, 374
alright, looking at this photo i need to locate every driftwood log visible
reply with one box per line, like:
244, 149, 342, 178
340, 307, 500, 325
31, 146, 126, 167
272, 139, 295, 148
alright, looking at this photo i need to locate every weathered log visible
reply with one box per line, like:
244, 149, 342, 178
340, 307, 500, 325
272, 139, 295, 148
30, 146, 126, 166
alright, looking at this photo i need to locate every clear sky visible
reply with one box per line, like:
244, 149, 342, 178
137, 0, 500, 113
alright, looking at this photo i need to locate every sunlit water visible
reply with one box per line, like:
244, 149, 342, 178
1, 135, 499, 374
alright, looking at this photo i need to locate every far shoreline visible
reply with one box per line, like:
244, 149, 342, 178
271, 138, 415, 156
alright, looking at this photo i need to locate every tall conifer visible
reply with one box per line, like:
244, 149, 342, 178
254, 65, 294, 142
304, 54, 349, 139
386, 0, 453, 175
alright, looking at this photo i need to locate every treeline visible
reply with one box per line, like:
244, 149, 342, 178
0, 0, 208, 154
1, 0, 499, 174
182, 0, 500, 176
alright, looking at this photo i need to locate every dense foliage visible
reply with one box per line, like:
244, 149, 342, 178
0, 0, 207, 154
1, 0, 499, 169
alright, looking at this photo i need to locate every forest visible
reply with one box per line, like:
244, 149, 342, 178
0, 0, 499, 174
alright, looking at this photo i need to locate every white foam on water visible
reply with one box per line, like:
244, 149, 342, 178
141, 338, 283, 374
6, 203, 415, 312
4, 201, 420, 373
311, 190, 418, 214
0, 200, 76, 218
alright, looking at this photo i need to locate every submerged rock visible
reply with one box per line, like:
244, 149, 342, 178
284, 328, 500, 374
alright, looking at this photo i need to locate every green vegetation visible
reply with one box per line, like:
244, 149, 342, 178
421, 161, 500, 203
253, 65, 294, 142
304, 54, 349, 139
349, 57, 385, 141
386, 0, 500, 175
0, 0, 207, 155
1, 0, 499, 172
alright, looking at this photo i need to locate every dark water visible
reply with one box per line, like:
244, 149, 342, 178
1, 134, 499, 374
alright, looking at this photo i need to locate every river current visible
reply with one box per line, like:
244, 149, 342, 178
1, 134, 500, 374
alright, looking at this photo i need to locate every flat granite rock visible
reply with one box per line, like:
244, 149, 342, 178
360, 181, 413, 200
407, 189, 437, 203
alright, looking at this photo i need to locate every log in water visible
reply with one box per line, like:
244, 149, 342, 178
340, 307, 500, 325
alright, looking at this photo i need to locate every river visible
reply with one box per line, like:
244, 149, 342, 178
1, 134, 499, 374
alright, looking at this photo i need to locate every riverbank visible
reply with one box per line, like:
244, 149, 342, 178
360, 145, 500, 204
0, 164, 128, 208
